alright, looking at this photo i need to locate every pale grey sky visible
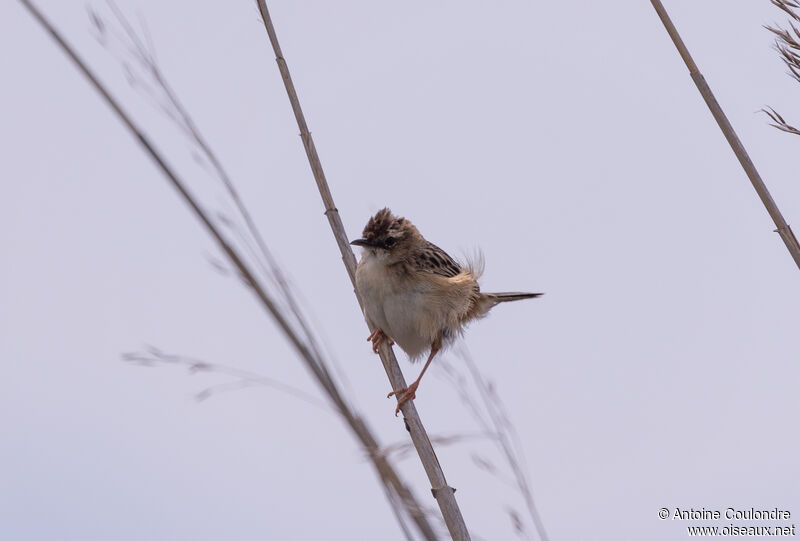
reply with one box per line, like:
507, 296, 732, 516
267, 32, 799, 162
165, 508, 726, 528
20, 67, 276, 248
2, 1, 799, 540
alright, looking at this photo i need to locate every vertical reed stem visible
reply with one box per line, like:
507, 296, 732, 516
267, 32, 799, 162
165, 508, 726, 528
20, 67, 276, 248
254, 2, 471, 539
650, 0, 800, 270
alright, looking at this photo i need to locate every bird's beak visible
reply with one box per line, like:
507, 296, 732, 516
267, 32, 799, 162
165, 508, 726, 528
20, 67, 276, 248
350, 238, 373, 247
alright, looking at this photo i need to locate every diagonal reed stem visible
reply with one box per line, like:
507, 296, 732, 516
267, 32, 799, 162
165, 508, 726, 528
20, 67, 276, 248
650, 0, 800, 271
254, 2, 471, 539
18, 1, 438, 539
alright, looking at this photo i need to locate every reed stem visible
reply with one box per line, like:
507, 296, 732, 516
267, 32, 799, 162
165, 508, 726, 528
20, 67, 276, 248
254, 2, 472, 539
650, 0, 800, 270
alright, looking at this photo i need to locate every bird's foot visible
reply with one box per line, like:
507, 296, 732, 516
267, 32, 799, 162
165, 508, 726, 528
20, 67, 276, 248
387, 381, 419, 416
367, 328, 394, 353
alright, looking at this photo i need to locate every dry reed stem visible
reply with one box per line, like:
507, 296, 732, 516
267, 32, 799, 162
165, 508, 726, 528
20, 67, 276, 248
650, 0, 800, 271
253, 2, 471, 539
18, 2, 437, 539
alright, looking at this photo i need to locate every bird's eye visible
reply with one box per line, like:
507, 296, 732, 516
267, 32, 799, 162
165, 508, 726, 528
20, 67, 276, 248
384, 237, 396, 248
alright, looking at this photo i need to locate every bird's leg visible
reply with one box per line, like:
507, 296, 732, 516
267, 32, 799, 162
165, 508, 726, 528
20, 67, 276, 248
388, 342, 441, 415
367, 328, 394, 353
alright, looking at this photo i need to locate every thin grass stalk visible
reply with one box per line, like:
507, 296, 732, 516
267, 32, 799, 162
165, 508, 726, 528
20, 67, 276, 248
253, 2, 472, 539
18, 2, 437, 539
649, 0, 800, 271
95, 0, 353, 408
122, 348, 332, 408
458, 349, 549, 541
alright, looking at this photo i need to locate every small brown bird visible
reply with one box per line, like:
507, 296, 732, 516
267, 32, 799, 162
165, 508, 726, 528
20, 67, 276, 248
351, 208, 542, 414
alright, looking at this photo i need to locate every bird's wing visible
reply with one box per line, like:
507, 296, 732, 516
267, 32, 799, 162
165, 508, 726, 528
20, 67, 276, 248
412, 241, 462, 278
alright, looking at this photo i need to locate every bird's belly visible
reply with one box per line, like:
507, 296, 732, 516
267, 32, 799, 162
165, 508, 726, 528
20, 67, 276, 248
355, 257, 435, 361
383, 290, 432, 361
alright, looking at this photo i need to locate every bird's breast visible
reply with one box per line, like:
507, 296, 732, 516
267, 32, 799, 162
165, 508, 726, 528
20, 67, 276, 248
355, 255, 430, 359
355, 254, 386, 304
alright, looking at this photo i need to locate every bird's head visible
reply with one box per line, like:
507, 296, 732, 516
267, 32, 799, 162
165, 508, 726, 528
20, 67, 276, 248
351, 208, 421, 264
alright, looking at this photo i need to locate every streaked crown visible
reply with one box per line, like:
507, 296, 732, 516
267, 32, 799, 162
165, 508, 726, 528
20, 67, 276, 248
360, 208, 419, 250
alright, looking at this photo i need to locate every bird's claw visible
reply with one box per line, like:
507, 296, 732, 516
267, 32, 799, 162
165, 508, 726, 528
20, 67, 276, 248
388, 382, 419, 416
367, 328, 394, 353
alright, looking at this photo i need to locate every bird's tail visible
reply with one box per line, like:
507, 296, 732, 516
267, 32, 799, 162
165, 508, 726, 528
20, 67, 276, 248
487, 292, 543, 303
472, 291, 543, 318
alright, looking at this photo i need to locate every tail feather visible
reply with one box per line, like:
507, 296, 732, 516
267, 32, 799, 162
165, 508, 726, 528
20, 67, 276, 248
486, 292, 544, 305
471, 291, 543, 319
